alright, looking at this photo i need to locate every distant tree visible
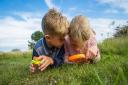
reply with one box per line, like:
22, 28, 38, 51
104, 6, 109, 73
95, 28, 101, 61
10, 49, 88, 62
28, 41, 35, 49
12, 49, 20, 52
28, 31, 43, 49
114, 23, 128, 37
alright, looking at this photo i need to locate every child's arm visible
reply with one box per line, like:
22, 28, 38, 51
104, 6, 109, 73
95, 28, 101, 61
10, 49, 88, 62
64, 41, 71, 63
64, 55, 69, 63
32, 49, 39, 59
86, 37, 99, 60
29, 49, 39, 73
51, 46, 65, 67
38, 56, 54, 71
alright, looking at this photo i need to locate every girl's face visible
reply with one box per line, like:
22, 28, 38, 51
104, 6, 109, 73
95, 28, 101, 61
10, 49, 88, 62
69, 38, 84, 50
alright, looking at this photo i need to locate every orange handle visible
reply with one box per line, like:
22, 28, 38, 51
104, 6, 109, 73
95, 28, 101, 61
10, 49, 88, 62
68, 54, 86, 63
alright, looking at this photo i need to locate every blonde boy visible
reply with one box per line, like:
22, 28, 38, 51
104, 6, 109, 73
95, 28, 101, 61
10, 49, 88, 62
29, 9, 69, 72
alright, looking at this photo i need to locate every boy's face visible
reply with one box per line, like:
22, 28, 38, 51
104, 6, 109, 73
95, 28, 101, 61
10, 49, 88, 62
45, 35, 65, 48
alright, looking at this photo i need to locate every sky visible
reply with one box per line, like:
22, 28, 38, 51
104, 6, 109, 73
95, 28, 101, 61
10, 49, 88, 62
0, 0, 128, 52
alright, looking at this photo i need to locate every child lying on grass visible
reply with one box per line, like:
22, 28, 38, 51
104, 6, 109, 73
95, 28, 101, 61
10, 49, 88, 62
29, 9, 69, 73
64, 15, 100, 64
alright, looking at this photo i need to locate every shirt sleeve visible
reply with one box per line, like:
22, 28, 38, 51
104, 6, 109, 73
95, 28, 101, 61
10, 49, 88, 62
51, 45, 65, 67
32, 48, 39, 59
86, 37, 98, 59
64, 41, 70, 60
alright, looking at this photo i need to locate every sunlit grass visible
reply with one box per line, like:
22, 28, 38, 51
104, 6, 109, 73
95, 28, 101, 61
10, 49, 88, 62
0, 37, 128, 85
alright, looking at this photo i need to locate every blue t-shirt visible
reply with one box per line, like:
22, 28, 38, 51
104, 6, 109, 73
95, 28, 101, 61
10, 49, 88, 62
32, 38, 64, 67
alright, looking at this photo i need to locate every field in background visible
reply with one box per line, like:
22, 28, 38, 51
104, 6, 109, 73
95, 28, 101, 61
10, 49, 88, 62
0, 37, 128, 85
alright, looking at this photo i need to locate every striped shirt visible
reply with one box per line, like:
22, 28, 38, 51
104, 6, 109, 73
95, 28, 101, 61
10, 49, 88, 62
32, 38, 64, 67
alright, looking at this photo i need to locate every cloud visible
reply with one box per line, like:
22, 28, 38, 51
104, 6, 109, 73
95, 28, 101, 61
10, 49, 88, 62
97, 0, 128, 14
69, 7, 76, 11
44, 0, 60, 10
0, 11, 127, 52
0, 12, 42, 52
0, 1, 127, 52
89, 18, 127, 41
104, 9, 119, 14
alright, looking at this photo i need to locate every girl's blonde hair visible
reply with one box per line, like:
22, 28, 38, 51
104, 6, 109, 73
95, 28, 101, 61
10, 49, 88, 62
69, 15, 91, 43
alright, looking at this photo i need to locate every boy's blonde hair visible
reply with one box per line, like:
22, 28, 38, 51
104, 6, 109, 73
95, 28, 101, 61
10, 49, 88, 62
42, 9, 69, 38
69, 15, 91, 43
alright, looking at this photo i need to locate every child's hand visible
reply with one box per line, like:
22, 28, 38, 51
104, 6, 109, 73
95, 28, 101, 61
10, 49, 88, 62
29, 63, 36, 73
38, 56, 54, 71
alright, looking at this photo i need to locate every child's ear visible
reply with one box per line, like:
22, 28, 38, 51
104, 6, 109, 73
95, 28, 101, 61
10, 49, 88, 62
45, 35, 51, 40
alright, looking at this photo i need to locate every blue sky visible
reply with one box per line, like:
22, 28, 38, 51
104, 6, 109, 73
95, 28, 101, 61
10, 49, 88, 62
0, 0, 128, 52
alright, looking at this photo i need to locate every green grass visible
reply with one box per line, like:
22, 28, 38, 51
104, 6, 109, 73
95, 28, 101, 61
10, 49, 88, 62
0, 37, 128, 85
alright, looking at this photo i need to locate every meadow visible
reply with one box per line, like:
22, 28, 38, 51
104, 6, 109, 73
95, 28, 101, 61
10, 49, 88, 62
0, 37, 128, 85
